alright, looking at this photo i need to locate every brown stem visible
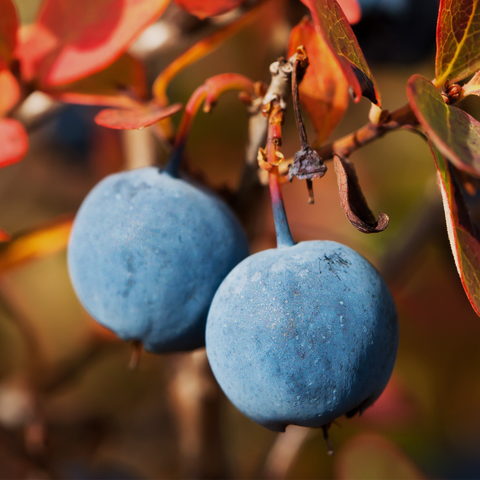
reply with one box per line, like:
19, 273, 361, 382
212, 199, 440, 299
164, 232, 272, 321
292, 58, 309, 149
41, 338, 118, 394
321, 425, 335, 456
261, 426, 312, 479
316, 103, 419, 160
128, 340, 142, 371
166, 350, 229, 479
0, 282, 47, 390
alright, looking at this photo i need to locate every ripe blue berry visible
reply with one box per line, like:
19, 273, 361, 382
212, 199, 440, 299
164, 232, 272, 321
206, 240, 398, 431
68, 167, 249, 353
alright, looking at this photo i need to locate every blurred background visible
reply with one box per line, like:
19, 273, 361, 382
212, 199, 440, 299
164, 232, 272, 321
3, 0, 480, 478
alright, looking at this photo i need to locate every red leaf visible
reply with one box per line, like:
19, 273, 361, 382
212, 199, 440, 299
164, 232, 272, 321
0, 118, 28, 166
0, 229, 10, 242
0, 69, 20, 116
431, 143, 480, 317
95, 101, 182, 130
288, 17, 349, 145
44, 53, 147, 108
303, 0, 380, 106
337, 0, 361, 24
0, 0, 18, 70
17, 0, 169, 87
407, 74, 480, 178
435, 0, 480, 87
175, 0, 247, 19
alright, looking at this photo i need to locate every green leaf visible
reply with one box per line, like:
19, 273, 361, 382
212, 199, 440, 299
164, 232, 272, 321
431, 143, 480, 317
407, 74, 480, 178
335, 433, 425, 480
303, 0, 381, 106
435, 0, 480, 87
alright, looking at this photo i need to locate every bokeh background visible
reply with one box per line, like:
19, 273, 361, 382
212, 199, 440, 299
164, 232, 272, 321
2, 0, 480, 478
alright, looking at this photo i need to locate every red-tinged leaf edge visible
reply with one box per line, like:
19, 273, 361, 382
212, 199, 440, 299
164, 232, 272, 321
175, 0, 247, 19
303, 0, 380, 106
432, 143, 480, 316
0, 118, 28, 167
338, 0, 361, 24
19, 0, 169, 87
95, 102, 182, 130
435, 0, 480, 87
334, 154, 389, 233
44, 53, 147, 108
408, 74, 480, 178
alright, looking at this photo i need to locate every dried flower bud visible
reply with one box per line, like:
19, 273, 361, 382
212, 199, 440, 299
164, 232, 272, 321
288, 146, 326, 181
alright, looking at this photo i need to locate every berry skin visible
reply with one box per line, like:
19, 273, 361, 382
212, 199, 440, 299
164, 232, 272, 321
68, 167, 249, 353
206, 240, 398, 432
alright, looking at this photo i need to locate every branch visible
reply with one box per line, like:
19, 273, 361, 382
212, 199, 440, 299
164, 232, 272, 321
261, 426, 312, 479
166, 350, 229, 479
316, 103, 419, 160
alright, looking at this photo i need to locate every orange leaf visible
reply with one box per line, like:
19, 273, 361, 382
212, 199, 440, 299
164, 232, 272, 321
175, 0, 247, 19
17, 0, 169, 87
153, 2, 262, 105
44, 53, 147, 108
0, 118, 28, 167
432, 144, 480, 317
335, 433, 425, 479
95, 101, 182, 130
435, 0, 480, 87
0, 0, 18, 70
0, 69, 20, 116
303, 0, 381, 106
288, 17, 349, 145
0, 216, 73, 273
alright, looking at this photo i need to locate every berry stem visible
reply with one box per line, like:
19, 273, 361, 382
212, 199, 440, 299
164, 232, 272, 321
128, 341, 142, 371
166, 74, 256, 177
291, 54, 309, 150
266, 106, 294, 248
321, 424, 335, 456
166, 85, 208, 177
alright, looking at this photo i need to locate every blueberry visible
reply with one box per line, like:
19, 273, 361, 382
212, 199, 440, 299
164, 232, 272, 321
206, 240, 398, 431
68, 167, 249, 353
